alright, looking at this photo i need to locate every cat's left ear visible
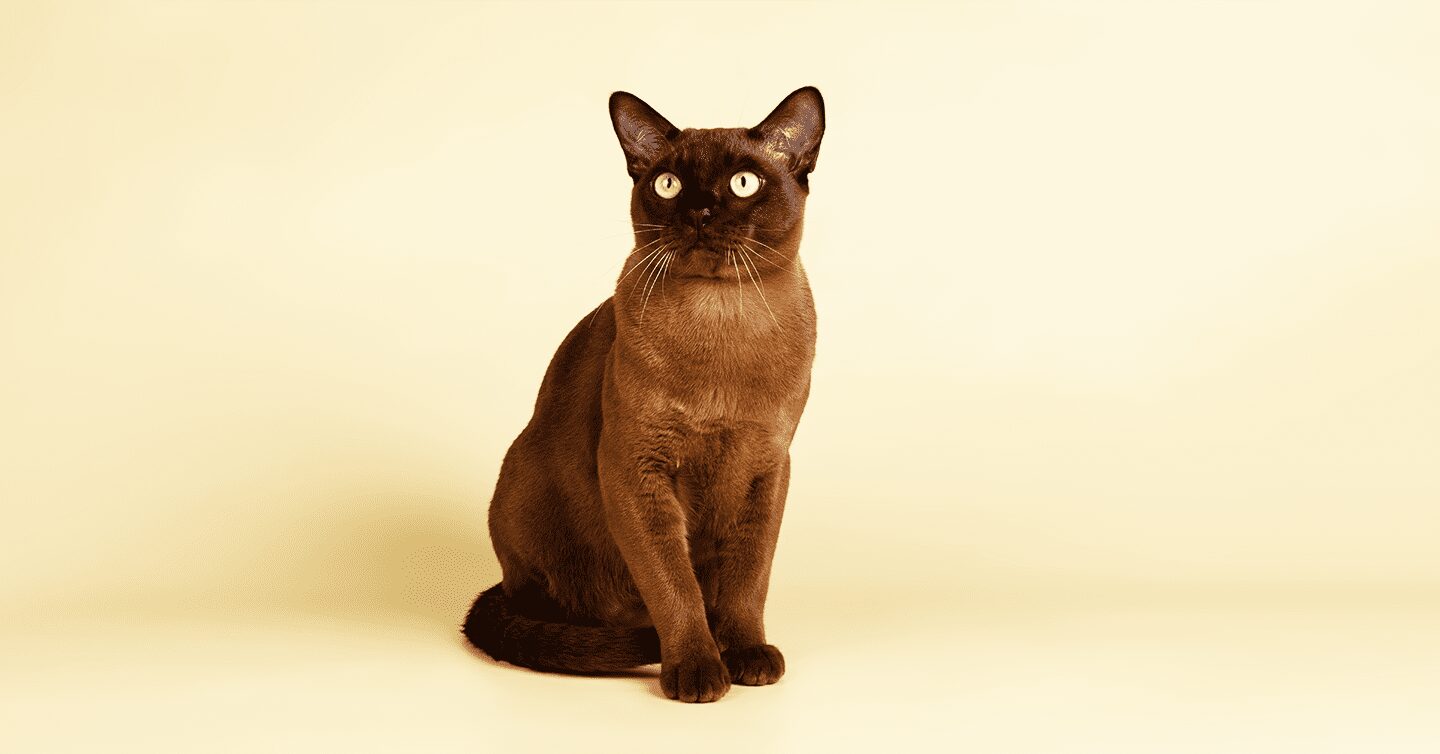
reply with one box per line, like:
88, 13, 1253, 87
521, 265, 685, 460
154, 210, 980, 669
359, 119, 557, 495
750, 86, 825, 183
609, 91, 679, 179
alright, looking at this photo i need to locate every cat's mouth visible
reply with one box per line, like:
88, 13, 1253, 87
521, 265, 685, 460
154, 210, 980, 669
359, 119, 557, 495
672, 256, 731, 280
637, 229, 775, 280
667, 240, 747, 281
682, 233, 738, 255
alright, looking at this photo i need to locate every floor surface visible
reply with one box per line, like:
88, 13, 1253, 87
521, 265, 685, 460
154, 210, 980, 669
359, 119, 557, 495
5, 588, 1438, 753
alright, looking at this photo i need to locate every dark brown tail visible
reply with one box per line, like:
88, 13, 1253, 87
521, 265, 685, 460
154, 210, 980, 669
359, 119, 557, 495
462, 583, 661, 673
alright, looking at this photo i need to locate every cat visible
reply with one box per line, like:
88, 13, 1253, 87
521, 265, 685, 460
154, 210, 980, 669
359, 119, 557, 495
463, 87, 824, 703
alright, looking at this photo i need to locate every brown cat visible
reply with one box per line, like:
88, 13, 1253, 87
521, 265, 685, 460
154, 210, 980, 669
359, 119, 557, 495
463, 87, 824, 703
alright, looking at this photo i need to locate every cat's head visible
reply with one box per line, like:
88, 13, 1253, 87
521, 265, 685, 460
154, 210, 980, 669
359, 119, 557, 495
608, 87, 824, 281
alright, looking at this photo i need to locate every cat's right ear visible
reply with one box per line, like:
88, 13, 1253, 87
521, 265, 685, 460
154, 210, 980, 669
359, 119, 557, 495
609, 92, 678, 180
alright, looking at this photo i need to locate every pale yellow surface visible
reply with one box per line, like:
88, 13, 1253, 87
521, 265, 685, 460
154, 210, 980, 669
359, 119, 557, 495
2, 1, 1438, 751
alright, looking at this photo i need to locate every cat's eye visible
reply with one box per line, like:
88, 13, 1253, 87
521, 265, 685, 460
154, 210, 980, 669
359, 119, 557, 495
730, 171, 761, 198
653, 172, 682, 199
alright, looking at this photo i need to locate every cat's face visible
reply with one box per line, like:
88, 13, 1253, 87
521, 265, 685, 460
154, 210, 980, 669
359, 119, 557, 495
610, 88, 824, 281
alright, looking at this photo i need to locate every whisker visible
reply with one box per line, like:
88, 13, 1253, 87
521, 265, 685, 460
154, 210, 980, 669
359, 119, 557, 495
744, 235, 792, 262
742, 239, 804, 280
634, 235, 669, 252
738, 246, 780, 327
586, 299, 605, 329
626, 237, 667, 262
659, 248, 674, 294
729, 246, 745, 317
739, 240, 783, 268
599, 236, 665, 289
626, 245, 668, 302
592, 243, 665, 327
640, 250, 670, 323
739, 242, 786, 270
590, 228, 666, 243
615, 242, 668, 287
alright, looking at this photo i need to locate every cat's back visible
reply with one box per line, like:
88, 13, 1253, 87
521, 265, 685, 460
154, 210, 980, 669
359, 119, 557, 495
508, 298, 617, 460
488, 298, 618, 588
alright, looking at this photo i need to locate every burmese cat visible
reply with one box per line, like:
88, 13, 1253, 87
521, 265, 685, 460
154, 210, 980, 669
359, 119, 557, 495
463, 87, 824, 703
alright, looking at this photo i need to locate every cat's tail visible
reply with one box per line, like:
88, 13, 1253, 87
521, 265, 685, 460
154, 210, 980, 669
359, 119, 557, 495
462, 583, 661, 673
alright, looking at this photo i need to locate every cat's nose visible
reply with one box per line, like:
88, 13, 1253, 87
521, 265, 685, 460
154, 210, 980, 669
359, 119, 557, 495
687, 208, 712, 231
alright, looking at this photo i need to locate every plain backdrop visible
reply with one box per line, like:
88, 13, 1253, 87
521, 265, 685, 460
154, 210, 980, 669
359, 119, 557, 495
2, 1, 1438, 751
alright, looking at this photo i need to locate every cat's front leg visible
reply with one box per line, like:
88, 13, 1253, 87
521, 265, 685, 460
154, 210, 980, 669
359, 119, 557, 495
597, 440, 731, 703
709, 456, 789, 686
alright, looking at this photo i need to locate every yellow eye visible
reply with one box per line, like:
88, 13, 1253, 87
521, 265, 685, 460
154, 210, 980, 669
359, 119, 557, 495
730, 171, 761, 197
653, 172, 681, 199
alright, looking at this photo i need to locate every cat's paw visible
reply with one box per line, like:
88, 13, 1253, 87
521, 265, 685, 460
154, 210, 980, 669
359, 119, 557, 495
660, 653, 732, 703
721, 644, 785, 686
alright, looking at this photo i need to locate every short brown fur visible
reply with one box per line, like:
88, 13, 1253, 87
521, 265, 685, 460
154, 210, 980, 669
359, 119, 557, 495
464, 88, 824, 703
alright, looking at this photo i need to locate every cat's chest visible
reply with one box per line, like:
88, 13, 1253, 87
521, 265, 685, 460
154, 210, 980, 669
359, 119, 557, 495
661, 355, 810, 452
613, 282, 814, 426
668, 382, 772, 425
652, 329, 808, 421
658, 288, 807, 367
661, 400, 795, 480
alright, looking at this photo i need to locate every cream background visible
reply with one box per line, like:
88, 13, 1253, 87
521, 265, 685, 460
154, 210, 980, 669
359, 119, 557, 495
2, 1, 1438, 751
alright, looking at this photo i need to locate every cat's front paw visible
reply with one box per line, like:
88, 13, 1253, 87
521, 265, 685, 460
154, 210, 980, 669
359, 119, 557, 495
721, 644, 785, 686
660, 652, 732, 703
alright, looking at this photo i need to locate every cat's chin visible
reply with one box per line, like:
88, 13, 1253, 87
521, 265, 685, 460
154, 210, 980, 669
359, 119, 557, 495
661, 250, 737, 281
670, 271, 733, 282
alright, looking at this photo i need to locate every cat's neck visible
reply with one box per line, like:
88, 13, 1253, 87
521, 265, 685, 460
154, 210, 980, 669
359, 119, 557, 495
608, 262, 816, 416
614, 260, 812, 340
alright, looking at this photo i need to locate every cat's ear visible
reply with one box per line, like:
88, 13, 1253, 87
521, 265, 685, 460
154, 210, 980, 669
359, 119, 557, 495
609, 91, 678, 179
750, 86, 825, 182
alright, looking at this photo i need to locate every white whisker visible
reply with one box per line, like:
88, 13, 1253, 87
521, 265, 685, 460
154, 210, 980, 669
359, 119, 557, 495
659, 248, 674, 294
738, 246, 780, 327
632, 235, 668, 253
592, 243, 666, 327
740, 242, 786, 269
625, 244, 669, 302
744, 236, 795, 265
640, 250, 670, 323
743, 238, 804, 280
728, 246, 745, 317
615, 242, 668, 288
